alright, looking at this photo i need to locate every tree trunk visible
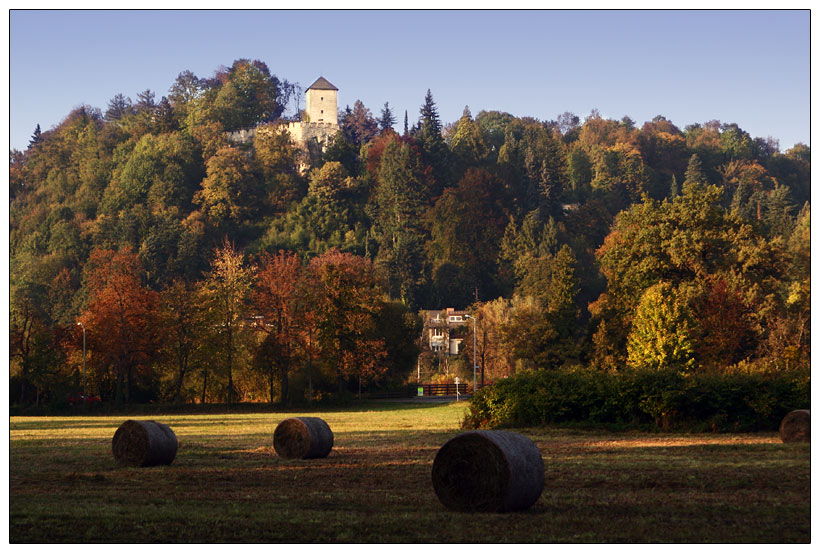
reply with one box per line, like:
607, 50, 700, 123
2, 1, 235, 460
173, 348, 188, 404
115, 369, 124, 405
307, 330, 313, 404
174, 365, 186, 404
226, 325, 233, 405
19, 360, 29, 406
201, 370, 208, 404
126, 364, 132, 404
279, 363, 289, 405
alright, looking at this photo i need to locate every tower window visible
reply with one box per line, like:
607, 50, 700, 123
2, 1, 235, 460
321, 97, 324, 101
321, 110, 323, 114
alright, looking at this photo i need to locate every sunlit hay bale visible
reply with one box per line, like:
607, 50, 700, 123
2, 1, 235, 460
112, 420, 178, 467
432, 430, 544, 512
273, 417, 334, 459
779, 409, 810, 443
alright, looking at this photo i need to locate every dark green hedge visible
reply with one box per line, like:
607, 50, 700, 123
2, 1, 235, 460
463, 366, 810, 431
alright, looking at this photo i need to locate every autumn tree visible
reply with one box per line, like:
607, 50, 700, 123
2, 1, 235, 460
626, 282, 696, 371
592, 180, 785, 369
158, 279, 207, 403
81, 248, 160, 404
308, 161, 355, 201
200, 241, 255, 404
211, 59, 286, 131
252, 250, 304, 404
253, 123, 302, 212
193, 146, 263, 231
100, 131, 202, 215
306, 250, 388, 394
342, 99, 379, 146
427, 168, 510, 302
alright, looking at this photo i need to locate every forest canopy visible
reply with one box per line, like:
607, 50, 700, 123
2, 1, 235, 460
9, 60, 810, 407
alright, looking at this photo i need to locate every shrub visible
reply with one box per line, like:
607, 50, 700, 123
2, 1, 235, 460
462, 365, 810, 431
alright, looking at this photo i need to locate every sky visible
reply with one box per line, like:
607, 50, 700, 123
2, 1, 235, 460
7, 9, 811, 153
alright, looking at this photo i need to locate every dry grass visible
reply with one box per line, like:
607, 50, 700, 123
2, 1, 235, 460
9, 402, 811, 543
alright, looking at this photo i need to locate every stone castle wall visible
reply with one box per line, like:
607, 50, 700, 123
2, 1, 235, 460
227, 120, 339, 148
284, 121, 339, 147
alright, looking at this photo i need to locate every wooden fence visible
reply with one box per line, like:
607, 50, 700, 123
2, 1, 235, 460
362, 382, 493, 399
417, 383, 472, 396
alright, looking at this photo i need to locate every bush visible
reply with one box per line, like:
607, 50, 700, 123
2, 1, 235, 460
462, 365, 810, 431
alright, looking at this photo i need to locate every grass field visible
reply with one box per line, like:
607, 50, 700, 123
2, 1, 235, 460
9, 401, 811, 543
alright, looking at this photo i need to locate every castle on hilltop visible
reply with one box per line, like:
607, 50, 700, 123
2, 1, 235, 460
227, 76, 340, 170
282, 76, 340, 153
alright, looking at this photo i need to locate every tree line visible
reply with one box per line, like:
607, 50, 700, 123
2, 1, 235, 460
10, 59, 810, 406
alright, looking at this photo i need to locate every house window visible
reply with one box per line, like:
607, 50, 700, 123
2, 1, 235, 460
433, 328, 443, 337
448, 315, 463, 323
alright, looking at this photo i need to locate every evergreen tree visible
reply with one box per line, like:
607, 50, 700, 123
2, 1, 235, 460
105, 93, 133, 121
379, 102, 396, 132
136, 89, 156, 111
403, 110, 409, 136
374, 140, 429, 308
28, 124, 43, 149
683, 153, 707, 186
419, 89, 442, 135
416, 89, 450, 195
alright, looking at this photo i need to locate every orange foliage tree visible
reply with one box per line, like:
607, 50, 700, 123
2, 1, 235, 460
306, 250, 388, 395
252, 250, 304, 403
81, 248, 160, 404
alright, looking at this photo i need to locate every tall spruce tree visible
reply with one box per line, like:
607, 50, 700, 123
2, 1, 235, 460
379, 102, 396, 132
416, 89, 451, 196
28, 124, 43, 149
374, 139, 429, 308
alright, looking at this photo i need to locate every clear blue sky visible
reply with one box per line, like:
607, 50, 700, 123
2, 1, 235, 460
9, 9, 810, 152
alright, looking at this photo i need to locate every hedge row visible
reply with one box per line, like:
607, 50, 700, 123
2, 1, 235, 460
463, 366, 810, 431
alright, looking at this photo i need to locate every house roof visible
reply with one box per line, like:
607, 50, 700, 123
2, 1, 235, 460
307, 76, 338, 91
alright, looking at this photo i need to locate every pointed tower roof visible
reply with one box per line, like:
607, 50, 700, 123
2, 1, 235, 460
307, 76, 338, 91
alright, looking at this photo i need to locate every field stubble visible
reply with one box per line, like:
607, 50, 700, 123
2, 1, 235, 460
9, 402, 810, 543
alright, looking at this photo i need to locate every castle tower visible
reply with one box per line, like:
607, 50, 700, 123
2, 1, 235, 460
305, 76, 338, 124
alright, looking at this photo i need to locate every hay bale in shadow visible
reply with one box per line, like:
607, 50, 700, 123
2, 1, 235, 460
112, 420, 178, 466
273, 417, 334, 459
432, 430, 544, 512
779, 409, 810, 443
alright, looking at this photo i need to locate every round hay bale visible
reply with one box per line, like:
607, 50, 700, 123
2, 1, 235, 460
273, 417, 334, 459
112, 420, 178, 467
779, 409, 810, 443
432, 430, 544, 512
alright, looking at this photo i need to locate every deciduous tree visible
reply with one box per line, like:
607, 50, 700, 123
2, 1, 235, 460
81, 248, 160, 404
200, 241, 255, 404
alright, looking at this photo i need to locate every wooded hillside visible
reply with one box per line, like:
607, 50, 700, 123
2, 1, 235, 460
9, 59, 810, 406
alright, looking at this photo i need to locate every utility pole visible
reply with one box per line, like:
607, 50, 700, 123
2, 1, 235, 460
77, 322, 86, 399
465, 314, 477, 393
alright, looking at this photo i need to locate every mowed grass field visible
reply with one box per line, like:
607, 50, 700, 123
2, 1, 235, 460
9, 401, 811, 543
